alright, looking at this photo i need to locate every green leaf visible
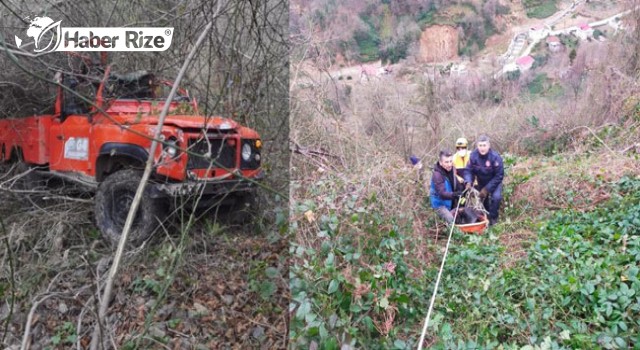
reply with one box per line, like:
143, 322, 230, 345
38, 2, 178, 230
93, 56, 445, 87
328, 280, 339, 294
395, 294, 410, 304
618, 321, 627, 332
393, 339, 407, 349
606, 303, 613, 317
441, 323, 452, 340
51, 334, 61, 345
320, 337, 339, 350
296, 301, 311, 320
626, 287, 635, 297
324, 252, 335, 268
613, 337, 626, 348
265, 267, 279, 279
379, 297, 389, 309
65, 334, 78, 344
319, 324, 329, 339
620, 283, 629, 294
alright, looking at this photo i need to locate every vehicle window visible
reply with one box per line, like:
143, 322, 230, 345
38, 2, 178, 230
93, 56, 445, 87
63, 77, 94, 115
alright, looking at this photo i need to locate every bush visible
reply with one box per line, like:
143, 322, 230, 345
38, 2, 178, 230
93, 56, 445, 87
528, 73, 549, 95
354, 28, 381, 62
506, 70, 521, 81
427, 176, 640, 348
531, 54, 549, 69
417, 7, 437, 28
523, 0, 558, 19
593, 29, 605, 40
521, 131, 571, 156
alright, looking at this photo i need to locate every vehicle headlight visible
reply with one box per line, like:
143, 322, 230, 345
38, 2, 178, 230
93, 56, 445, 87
242, 143, 252, 161
164, 138, 180, 158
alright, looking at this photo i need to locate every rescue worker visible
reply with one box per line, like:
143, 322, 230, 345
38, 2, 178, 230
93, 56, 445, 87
430, 149, 464, 224
464, 135, 504, 226
452, 137, 469, 184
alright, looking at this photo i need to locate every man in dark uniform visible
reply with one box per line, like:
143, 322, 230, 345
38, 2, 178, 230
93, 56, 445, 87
464, 135, 504, 226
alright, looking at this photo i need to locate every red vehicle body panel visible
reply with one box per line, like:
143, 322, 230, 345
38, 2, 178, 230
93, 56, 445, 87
0, 78, 262, 186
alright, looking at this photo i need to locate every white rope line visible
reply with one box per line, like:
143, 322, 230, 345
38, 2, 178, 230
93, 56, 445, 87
417, 198, 462, 350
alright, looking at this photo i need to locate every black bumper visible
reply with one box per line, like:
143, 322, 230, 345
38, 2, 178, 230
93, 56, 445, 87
150, 171, 264, 198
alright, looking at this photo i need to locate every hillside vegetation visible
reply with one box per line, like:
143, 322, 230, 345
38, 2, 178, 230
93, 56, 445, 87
291, 0, 513, 64
290, 2, 640, 349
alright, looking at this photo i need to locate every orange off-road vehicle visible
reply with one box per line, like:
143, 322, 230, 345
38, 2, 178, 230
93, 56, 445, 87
0, 68, 264, 244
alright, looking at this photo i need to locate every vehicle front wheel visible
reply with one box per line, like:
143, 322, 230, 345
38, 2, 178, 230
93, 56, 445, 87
95, 169, 167, 247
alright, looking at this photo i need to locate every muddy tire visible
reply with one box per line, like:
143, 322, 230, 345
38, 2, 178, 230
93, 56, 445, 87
6, 148, 46, 192
95, 169, 167, 247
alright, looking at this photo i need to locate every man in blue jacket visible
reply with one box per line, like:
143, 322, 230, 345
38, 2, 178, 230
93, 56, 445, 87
430, 149, 464, 223
464, 135, 504, 226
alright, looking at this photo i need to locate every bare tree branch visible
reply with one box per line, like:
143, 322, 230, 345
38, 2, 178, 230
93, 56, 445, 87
89, 20, 214, 350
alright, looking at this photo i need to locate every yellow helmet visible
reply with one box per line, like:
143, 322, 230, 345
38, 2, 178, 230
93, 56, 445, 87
456, 138, 468, 148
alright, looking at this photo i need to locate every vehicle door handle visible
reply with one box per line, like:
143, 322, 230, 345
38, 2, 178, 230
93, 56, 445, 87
56, 135, 64, 140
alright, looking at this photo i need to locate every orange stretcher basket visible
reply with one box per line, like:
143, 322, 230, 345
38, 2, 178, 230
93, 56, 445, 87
455, 214, 489, 234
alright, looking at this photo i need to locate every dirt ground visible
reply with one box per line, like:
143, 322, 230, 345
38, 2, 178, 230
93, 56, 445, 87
0, 182, 287, 349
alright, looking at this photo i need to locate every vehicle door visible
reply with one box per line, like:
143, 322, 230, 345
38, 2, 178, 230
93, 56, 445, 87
49, 75, 95, 175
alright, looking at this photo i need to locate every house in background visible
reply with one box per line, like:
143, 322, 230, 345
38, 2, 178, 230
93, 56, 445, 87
528, 24, 548, 41
546, 36, 563, 52
516, 55, 535, 71
572, 23, 594, 40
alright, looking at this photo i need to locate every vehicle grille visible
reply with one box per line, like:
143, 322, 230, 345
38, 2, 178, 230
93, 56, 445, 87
187, 138, 236, 169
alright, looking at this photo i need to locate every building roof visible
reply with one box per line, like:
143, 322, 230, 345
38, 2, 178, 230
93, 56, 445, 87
579, 23, 591, 30
546, 35, 560, 43
516, 55, 535, 66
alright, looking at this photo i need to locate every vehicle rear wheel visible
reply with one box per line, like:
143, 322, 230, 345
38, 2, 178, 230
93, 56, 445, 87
95, 169, 167, 247
8, 148, 46, 192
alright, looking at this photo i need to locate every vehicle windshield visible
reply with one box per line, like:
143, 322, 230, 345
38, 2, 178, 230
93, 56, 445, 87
104, 70, 190, 102
61, 70, 193, 116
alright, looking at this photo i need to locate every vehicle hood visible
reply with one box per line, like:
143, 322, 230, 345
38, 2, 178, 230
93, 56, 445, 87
113, 114, 239, 130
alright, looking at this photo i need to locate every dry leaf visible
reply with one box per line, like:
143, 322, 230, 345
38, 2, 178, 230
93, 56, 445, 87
304, 210, 316, 223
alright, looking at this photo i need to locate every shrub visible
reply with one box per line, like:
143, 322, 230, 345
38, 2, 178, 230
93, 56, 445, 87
354, 29, 381, 62
523, 0, 558, 19
427, 176, 640, 348
527, 73, 549, 95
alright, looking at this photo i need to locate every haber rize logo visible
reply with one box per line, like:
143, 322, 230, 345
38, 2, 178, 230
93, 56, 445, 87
15, 16, 62, 52
14, 16, 173, 53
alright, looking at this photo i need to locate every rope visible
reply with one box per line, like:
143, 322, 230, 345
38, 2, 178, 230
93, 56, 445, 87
417, 196, 462, 350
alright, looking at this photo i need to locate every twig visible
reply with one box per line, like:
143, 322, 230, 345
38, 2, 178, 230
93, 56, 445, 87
20, 293, 65, 350
621, 143, 639, 154
41, 196, 93, 203
89, 21, 214, 350
289, 139, 340, 158
141, 336, 171, 349
568, 125, 617, 156
0, 218, 15, 345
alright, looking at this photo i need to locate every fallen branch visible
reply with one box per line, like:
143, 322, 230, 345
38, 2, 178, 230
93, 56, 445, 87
289, 139, 339, 159
20, 293, 66, 350
621, 143, 640, 154
568, 125, 617, 156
